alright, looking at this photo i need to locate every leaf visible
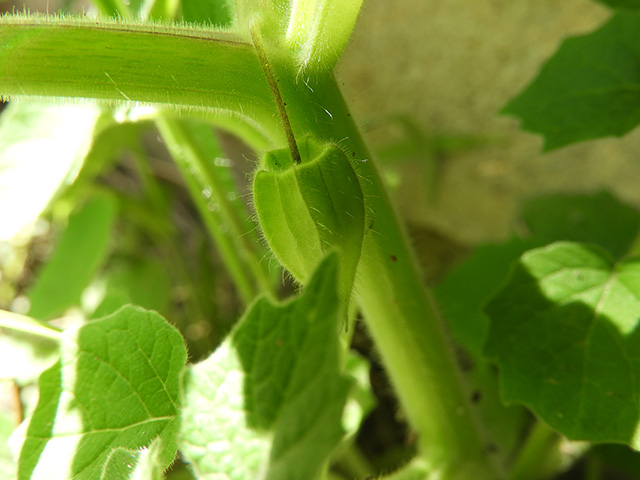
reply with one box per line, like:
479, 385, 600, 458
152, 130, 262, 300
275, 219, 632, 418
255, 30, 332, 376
179, 253, 351, 480
16, 306, 187, 480
92, 258, 173, 319
595, 0, 640, 9
592, 443, 640, 477
502, 11, 640, 150
0, 14, 281, 149
341, 352, 375, 436
521, 191, 640, 260
485, 242, 640, 446
27, 195, 118, 320
0, 101, 103, 240
435, 236, 532, 356
435, 191, 640, 356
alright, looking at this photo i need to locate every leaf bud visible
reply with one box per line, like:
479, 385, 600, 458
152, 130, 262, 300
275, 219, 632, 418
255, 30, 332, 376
253, 136, 365, 299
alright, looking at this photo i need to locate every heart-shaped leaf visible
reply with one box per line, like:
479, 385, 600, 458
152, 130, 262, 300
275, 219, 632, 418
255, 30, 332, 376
485, 242, 640, 446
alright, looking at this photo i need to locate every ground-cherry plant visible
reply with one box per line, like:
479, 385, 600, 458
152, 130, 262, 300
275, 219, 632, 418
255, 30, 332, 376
3, 0, 640, 479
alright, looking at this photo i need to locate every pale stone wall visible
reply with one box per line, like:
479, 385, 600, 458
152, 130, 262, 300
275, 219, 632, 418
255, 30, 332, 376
339, 0, 640, 243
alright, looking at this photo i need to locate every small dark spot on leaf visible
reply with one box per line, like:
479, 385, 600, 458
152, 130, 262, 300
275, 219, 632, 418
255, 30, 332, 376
486, 443, 499, 454
390, 255, 398, 262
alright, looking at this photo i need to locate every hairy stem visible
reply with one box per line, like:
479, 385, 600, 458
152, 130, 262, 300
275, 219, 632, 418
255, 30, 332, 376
250, 22, 301, 165
265, 60, 498, 477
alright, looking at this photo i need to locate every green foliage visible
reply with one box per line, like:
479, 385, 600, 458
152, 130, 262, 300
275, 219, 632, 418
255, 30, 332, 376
179, 0, 234, 25
436, 191, 640, 356
485, 242, 640, 445
503, 11, 640, 150
179, 253, 351, 480
5, 0, 640, 479
15, 306, 187, 480
27, 195, 117, 320
595, 0, 640, 9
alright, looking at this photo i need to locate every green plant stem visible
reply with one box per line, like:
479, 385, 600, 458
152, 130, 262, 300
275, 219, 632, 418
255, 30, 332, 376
0, 309, 62, 341
507, 421, 561, 480
264, 59, 498, 477
156, 114, 274, 303
584, 455, 603, 480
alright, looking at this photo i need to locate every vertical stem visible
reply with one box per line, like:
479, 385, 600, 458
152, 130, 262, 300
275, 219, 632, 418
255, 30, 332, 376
507, 421, 562, 480
265, 66, 499, 477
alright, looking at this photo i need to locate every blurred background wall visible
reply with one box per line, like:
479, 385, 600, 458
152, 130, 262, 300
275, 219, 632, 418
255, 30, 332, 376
339, 0, 640, 244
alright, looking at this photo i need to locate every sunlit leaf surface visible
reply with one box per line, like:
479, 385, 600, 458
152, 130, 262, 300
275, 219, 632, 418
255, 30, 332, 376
16, 306, 187, 480
179, 253, 351, 480
486, 242, 640, 446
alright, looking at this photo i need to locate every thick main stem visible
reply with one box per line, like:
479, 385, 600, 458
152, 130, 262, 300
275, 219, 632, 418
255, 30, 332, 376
268, 62, 498, 477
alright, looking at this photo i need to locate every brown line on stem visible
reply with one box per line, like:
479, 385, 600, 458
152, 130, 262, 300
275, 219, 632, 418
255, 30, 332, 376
250, 21, 301, 165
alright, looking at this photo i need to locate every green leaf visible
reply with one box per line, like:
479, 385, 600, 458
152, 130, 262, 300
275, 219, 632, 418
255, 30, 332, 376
179, 253, 351, 480
0, 14, 282, 149
253, 137, 365, 305
435, 236, 531, 356
521, 191, 640, 260
0, 101, 103, 240
92, 258, 173, 319
485, 242, 640, 446
27, 195, 118, 320
435, 191, 640, 357
595, 0, 640, 9
16, 305, 187, 480
502, 11, 640, 150
592, 443, 640, 477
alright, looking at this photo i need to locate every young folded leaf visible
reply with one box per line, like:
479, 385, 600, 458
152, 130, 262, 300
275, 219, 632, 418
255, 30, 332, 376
253, 135, 364, 303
